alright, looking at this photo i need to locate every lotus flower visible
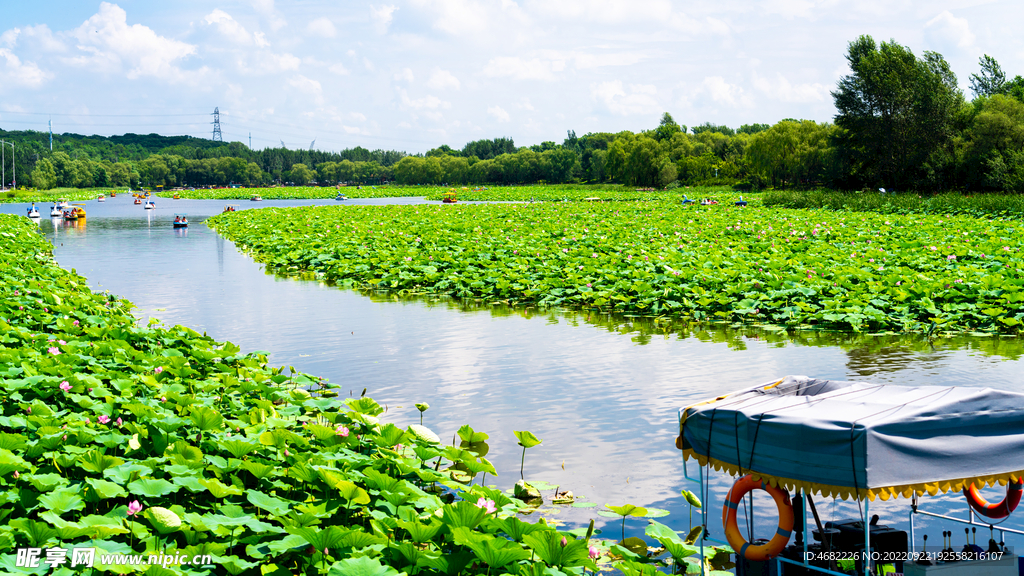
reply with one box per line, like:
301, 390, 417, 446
13, 471, 19, 479
48, 347, 60, 355
560, 537, 568, 547
73, 320, 79, 326
126, 500, 143, 516
336, 425, 349, 437
59, 381, 71, 392
154, 366, 163, 374
98, 415, 110, 425
116, 417, 123, 427
475, 498, 497, 514
589, 545, 599, 559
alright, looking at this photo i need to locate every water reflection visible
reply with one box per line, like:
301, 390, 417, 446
4, 198, 1024, 549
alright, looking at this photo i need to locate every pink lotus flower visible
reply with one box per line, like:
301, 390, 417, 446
116, 417, 123, 427
13, 471, 19, 479
560, 537, 568, 546
60, 381, 71, 392
126, 500, 143, 516
48, 347, 60, 355
98, 415, 110, 425
475, 498, 497, 514
284, 449, 290, 457
58, 340, 66, 345
154, 366, 163, 374
335, 425, 349, 437
160, 397, 166, 402
73, 320, 79, 326
84, 418, 91, 424
589, 545, 599, 559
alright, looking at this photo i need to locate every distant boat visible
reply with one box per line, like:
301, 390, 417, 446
144, 200, 156, 209
336, 193, 349, 201
251, 195, 263, 202
97, 194, 106, 202
735, 195, 748, 207
26, 205, 40, 218
173, 213, 188, 228
50, 204, 62, 217
134, 197, 142, 205
223, 205, 238, 213
56, 198, 70, 208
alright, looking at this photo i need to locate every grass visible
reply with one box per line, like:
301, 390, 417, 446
764, 189, 1024, 220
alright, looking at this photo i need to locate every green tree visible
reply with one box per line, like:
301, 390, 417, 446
288, 163, 315, 184
831, 35, 964, 190
970, 55, 1007, 98
30, 158, 57, 189
653, 113, 684, 141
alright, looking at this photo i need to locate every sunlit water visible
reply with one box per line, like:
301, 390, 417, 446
5, 196, 1024, 554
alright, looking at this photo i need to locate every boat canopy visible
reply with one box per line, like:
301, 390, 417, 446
679, 375, 1024, 501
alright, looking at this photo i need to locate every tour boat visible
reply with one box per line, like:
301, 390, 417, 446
173, 213, 188, 228
144, 200, 156, 209
442, 190, 458, 204
26, 205, 40, 218
50, 204, 62, 217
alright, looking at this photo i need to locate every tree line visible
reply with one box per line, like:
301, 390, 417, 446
5, 36, 1024, 192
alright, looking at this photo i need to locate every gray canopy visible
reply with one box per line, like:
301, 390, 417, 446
678, 376, 1024, 500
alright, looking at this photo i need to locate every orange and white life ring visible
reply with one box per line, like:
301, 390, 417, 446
964, 479, 1022, 520
722, 475, 794, 561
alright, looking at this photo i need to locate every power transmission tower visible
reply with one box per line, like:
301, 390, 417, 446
211, 107, 223, 142
309, 139, 315, 151
281, 140, 286, 149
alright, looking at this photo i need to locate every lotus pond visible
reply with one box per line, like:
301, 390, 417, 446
4, 197, 1024, 575
208, 202, 1024, 334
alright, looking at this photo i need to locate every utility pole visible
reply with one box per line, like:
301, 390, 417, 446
48, 118, 52, 151
0, 140, 12, 190
249, 132, 251, 149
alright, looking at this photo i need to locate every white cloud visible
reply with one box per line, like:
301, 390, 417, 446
0, 48, 51, 88
394, 67, 414, 82
264, 52, 301, 72
760, 0, 824, 20
288, 74, 323, 105
1, 25, 65, 52
370, 5, 399, 34
411, 0, 490, 35
590, 80, 660, 115
250, 0, 287, 31
427, 68, 460, 90
329, 63, 350, 75
752, 72, 830, 103
517, 97, 534, 111
487, 105, 510, 122
307, 17, 336, 38
483, 56, 565, 81
68, 3, 198, 81
924, 11, 975, 51
694, 76, 750, 108
203, 10, 254, 45
254, 32, 269, 48
400, 89, 450, 110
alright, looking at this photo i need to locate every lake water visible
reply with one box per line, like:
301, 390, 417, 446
6, 195, 1024, 554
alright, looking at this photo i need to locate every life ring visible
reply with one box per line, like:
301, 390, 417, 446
963, 479, 1022, 519
722, 475, 794, 561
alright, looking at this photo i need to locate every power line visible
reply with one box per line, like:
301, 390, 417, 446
2, 112, 210, 118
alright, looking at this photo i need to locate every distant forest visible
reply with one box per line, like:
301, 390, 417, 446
4, 38, 1024, 192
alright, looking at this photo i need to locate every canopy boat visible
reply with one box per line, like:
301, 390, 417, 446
251, 195, 263, 202
97, 194, 106, 202
442, 190, 458, 204
223, 205, 238, 213
172, 193, 180, 200
173, 213, 188, 228
144, 200, 156, 209
110, 191, 117, 197
678, 376, 1024, 576
336, 192, 349, 201
62, 204, 86, 220
56, 198, 70, 208
26, 204, 40, 218
50, 204, 62, 217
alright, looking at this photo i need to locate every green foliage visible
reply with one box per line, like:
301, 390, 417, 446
209, 202, 1024, 334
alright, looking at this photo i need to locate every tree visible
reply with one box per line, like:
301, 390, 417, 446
831, 35, 964, 190
653, 113, 683, 141
287, 163, 314, 184
30, 158, 57, 189
970, 55, 1006, 98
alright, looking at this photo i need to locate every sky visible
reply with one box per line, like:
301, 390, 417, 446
1, 0, 1021, 154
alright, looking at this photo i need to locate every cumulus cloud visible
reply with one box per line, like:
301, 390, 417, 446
370, 5, 399, 34
68, 3, 198, 81
307, 17, 336, 38
693, 76, 750, 108
924, 11, 975, 51
752, 72, 829, 103
400, 89, 450, 110
590, 80, 660, 115
1, 25, 65, 52
483, 56, 565, 81
426, 68, 460, 90
250, 0, 287, 30
487, 105, 510, 122
0, 48, 51, 89
203, 10, 256, 45
329, 63, 350, 75
394, 67, 414, 82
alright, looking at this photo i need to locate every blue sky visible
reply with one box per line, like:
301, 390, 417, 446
1, 1, 1020, 153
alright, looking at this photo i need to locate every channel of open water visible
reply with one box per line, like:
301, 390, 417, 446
6, 195, 1024, 555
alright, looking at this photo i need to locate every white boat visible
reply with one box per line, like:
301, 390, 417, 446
251, 195, 263, 202
50, 204, 62, 217
335, 194, 349, 201
56, 198, 70, 208
97, 195, 106, 202
26, 205, 40, 218
144, 200, 156, 209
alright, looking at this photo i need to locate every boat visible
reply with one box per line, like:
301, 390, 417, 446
50, 204, 62, 217
223, 205, 239, 213
678, 375, 1024, 576
71, 204, 86, 218
62, 205, 85, 221
26, 204, 40, 218
144, 200, 156, 209
56, 198, 69, 208
251, 195, 263, 202
134, 197, 142, 205
335, 193, 349, 201
172, 193, 180, 200
442, 190, 458, 204
110, 191, 117, 198
173, 213, 188, 228
97, 194, 106, 202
